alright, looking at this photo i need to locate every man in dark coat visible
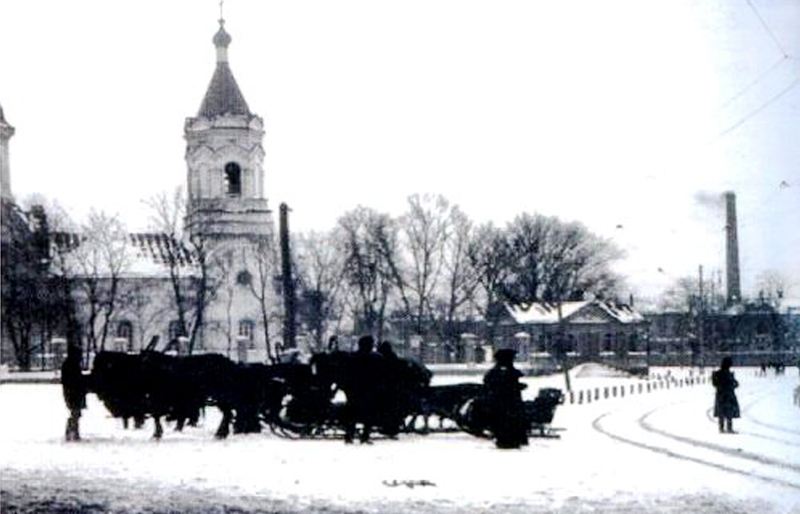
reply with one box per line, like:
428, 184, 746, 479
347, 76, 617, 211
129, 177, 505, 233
343, 335, 383, 444
483, 348, 528, 449
712, 356, 740, 433
61, 350, 87, 441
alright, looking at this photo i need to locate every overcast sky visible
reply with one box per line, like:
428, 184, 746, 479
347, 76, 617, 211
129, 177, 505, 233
1, 0, 798, 303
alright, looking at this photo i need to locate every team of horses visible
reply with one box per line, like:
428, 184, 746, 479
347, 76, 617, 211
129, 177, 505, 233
88, 349, 563, 440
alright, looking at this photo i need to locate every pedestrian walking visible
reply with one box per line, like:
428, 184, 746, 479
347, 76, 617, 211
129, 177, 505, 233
61, 349, 87, 441
712, 356, 740, 434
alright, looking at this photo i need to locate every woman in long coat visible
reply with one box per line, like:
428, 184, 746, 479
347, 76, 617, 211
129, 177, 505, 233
483, 349, 529, 449
712, 356, 740, 433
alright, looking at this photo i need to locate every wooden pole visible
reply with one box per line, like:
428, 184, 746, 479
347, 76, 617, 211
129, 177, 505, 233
280, 203, 296, 350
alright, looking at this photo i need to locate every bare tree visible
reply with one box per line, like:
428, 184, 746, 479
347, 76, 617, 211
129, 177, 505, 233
67, 210, 130, 352
468, 223, 514, 347
237, 237, 279, 362
35, 200, 86, 363
658, 275, 724, 313
504, 213, 622, 304
434, 205, 480, 356
397, 194, 450, 336
338, 207, 400, 341
295, 230, 346, 352
145, 187, 223, 354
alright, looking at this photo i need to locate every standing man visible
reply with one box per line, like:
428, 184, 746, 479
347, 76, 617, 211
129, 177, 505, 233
712, 356, 740, 433
344, 335, 381, 444
61, 349, 87, 441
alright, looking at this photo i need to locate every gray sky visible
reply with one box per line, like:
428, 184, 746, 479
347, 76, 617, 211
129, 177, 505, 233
1, 0, 798, 302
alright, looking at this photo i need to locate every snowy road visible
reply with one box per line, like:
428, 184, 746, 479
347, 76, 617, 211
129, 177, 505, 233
1, 366, 799, 513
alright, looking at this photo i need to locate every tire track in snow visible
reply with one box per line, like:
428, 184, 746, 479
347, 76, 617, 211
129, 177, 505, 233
592, 413, 800, 492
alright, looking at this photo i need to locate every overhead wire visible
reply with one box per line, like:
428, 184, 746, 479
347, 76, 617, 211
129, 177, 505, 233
716, 56, 790, 112
714, 75, 800, 139
708, 0, 797, 140
743, 0, 790, 58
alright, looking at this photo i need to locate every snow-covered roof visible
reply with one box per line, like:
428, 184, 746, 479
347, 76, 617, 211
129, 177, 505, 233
506, 300, 644, 325
51, 232, 198, 279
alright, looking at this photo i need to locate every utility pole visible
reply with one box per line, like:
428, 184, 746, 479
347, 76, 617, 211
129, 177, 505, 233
557, 301, 572, 393
280, 203, 296, 350
697, 264, 705, 367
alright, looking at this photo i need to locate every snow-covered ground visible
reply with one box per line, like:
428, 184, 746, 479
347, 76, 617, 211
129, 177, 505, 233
1, 366, 799, 513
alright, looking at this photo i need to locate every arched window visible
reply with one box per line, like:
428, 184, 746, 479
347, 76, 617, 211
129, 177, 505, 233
224, 162, 242, 197
239, 319, 255, 349
117, 320, 133, 351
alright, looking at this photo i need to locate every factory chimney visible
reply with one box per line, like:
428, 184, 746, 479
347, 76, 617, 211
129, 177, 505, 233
724, 191, 741, 306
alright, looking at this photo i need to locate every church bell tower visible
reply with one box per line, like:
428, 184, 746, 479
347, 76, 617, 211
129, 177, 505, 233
184, 16, 271, 240
0, 103, 15, 204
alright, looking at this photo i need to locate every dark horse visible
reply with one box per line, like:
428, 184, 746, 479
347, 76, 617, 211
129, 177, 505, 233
310, 350, 431, 438
91, 350, 261, 439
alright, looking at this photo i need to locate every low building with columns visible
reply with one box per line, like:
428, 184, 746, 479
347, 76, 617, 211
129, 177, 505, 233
497, 300, 647, 361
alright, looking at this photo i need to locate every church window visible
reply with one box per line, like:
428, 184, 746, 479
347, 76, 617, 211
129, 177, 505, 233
236, 270, 253, 286
117, 320, 133, 351
239, 319, 255, 349
224, 162, 242, 197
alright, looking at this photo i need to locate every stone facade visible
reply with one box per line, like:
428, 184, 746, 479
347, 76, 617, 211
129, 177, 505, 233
1, 20, 282, 368
1, 103, 15, 204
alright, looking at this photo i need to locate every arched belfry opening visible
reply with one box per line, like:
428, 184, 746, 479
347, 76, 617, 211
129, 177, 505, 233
224, 162, 242, 197
184, 15, 271, 240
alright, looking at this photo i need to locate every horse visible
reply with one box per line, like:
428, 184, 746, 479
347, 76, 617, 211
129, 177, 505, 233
92, 350, 245, 439
310, 350, 432, 439
90, 351, 149, 430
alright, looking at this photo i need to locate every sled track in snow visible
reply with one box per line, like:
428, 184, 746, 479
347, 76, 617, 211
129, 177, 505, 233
703, 405, 800, 447
592, 392, 800, 492
638, 407, 800, 473
703, 387, 800, 446
740, 381, 800, 437
743, 412, 800, 437
739, 385, 800, 437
